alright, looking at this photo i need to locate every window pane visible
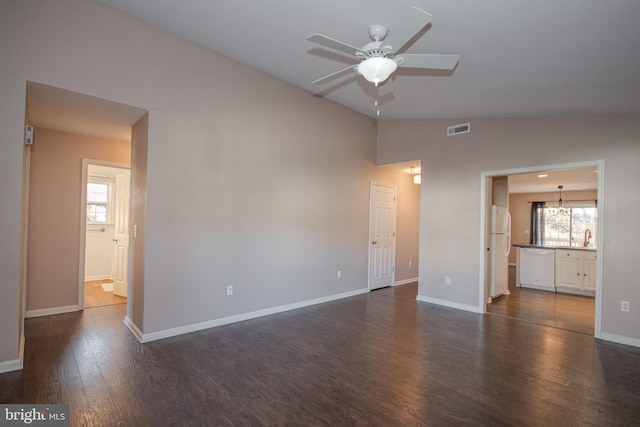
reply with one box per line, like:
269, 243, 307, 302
542, 207, 597, 247
87, 203, 108, 222
87, 183, 108, 203
571, 207, 597, 247
87, 181, 110, 223
544, 208, 571, 246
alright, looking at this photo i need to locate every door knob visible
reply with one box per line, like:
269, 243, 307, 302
371, 241, 377, 245
112, 238, 118, 242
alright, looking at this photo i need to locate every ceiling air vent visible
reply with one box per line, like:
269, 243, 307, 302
447, 122, 470, 136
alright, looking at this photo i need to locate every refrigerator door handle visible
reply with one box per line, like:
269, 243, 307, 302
504, 233, 511, 257
504, 210, 511, 234
504, 211, 511, 256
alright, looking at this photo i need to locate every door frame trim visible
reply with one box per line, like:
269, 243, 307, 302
368, 181, 397, 290
479, 159, 604, 339
78, 158, 130, 309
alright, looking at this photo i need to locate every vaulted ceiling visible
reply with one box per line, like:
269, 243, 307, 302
97, 0, 640, 119
25, 1, 636, 192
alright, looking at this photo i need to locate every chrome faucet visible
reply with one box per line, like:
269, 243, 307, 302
583, 229, 592, 247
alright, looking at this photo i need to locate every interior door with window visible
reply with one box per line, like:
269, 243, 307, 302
113, 172, 130, 297
369, 183, 396, 290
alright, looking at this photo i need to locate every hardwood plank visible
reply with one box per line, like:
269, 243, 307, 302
488, 266, 595, 334
84, 280, 126, 308
2, 284, 639, 426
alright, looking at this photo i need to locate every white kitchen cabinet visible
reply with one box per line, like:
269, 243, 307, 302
555, 249, 596, 296
584, 254, 597, 292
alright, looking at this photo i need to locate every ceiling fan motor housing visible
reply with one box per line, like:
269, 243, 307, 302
368, 24, 389, 41
359, 41, 393, 59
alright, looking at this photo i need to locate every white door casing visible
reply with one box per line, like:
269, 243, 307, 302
369, 183, 396, 290
113, 172, 130, 298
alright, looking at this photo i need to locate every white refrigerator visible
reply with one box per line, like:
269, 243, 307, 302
490, 205, 511, 300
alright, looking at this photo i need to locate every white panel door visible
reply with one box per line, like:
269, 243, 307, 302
113, 172, 130, 298
369, 183, 396, 290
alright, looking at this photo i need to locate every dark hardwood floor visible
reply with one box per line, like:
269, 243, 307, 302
2, 283, 639, 426
487, 266, 595, 335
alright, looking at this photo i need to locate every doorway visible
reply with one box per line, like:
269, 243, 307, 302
23, 81, 146, 319
82, 162, 130, 308
481, 161, 604, 337
368, 182, 397, 290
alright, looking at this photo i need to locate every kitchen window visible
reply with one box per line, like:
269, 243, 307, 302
531, 202, 597, 247
87, 180, 112, 223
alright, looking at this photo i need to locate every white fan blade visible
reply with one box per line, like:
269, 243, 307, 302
396, 54, 459, 70
382, 7, 433, 53
306, 34, 364, 56
312, 65, 357, 85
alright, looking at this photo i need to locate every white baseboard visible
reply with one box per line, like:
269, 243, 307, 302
84, 275, 112, 281
0, 334, 24, 374
123, 316, 143, 342
0, 334, 24, 373
394, 277, 418, 286
25, 305, 81, 318
416, 295, 483, 314
599, 332, 640, 348
137, 287, 370, 343
0, 357, 22, 374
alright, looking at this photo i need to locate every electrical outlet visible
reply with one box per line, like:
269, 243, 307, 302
621, 300, 630, 312
226, 285, 233, 296
337, 270, 342, 278
445, 277, 451, 285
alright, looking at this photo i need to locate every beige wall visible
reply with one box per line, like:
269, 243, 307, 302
394, 172, 421, 282
27, 128, 130, 312
508, 189, 598, 264
128, 113, 148, 330
377, 117, 640, 344
0, 0, 398, 365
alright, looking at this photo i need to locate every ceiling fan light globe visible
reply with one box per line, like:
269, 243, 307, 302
357, 57, 397, 85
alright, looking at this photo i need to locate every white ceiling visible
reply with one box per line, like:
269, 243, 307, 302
508, 167, 598, 194
392, 164, 598, 193
96, 0, 640, 120
24, 2, 624, 192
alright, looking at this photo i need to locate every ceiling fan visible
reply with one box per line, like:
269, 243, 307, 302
306, 6, 460, 87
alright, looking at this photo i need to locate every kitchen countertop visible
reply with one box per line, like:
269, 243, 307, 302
513, 244, 596, 251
